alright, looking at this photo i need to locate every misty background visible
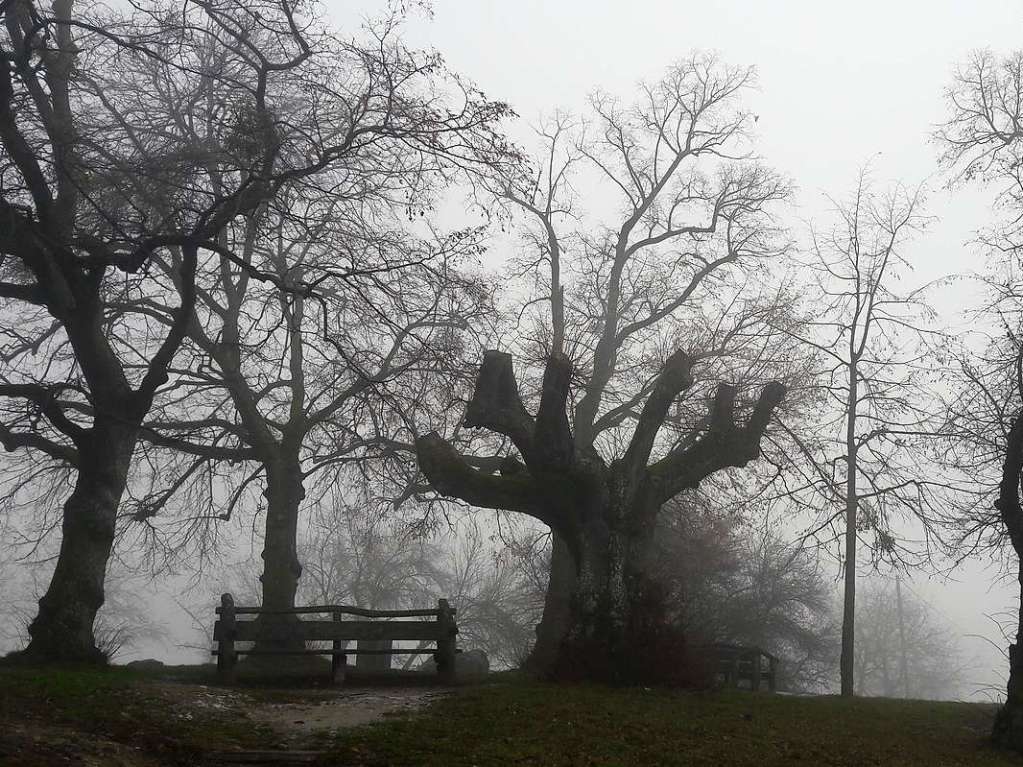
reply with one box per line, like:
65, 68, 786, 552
1, 0, 1020, 702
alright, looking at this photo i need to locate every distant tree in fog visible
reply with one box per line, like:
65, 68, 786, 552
657, 497, 838, 692
300, 497, 541, 668
854, 578, 965, 700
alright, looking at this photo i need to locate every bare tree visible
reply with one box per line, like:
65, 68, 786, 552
415, 55, 793, 681
853, 577, 966, 700
0, 0, 507, 663
130, 205, 497, 614
105, 8, 512, 618
772, 173, 949, 696
937, 47, 1023, 748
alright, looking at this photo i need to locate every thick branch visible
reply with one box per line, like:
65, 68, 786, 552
0, 280, 45, 304
534, 353, 574, 469
623, 349, 693, 481
0, 423, 78, 466
649, 380, 786, 502
463, 351, 535, 460
415, 432, 549, 522
135, 242, 199, 407
0, 383, 87, 443
996, 411, 1023, 552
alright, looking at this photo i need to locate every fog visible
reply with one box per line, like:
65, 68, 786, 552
2, 0, 1023, 710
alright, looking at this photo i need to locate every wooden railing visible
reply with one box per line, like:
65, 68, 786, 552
704, 643, 778, 692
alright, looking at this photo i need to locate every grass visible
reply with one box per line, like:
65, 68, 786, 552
0, 665, 1019, 766
327, 681, 1020, 767
0, 664, 278, 766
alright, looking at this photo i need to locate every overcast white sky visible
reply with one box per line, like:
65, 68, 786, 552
317, 0, 1023, 697
329, 0, 1020, 288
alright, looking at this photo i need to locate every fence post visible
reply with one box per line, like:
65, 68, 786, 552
767, 655, 777, 692
332, 610, 347, 685
436, 598, 457, 683
752, 651, 762, 691
217, 593, 237, 683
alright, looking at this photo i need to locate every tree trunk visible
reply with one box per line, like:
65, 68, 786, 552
415, 352, 786, 686
994, 559, 1023, 750
551, 502, 684, 684
241, 456, 308, 666
840, 368, 858, 697
21, 422, 135, 664
260, 457, 306, 612
527, 531, 577, 673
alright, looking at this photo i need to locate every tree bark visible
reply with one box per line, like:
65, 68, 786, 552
993, 413, 1023, 749
528, 531, 577, 673
20, 421, 135, 664
994, 558, 1023, 749
840, 364, 859, 697
552, 500, 684, 684
260, 456, 306, 612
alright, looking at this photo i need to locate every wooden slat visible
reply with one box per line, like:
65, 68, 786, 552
216, 604, 447, 618
224, 619, 445, 643
212, 648, 435, 656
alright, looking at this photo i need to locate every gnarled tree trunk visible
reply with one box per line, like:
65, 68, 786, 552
22, 420, 136, 664
528, 532, 577, 672
417, 351, 785, 683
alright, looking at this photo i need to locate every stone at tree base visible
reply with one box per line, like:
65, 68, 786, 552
418, 649, 489, 680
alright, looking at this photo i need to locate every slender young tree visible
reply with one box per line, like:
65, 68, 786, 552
774, 173, 947, 696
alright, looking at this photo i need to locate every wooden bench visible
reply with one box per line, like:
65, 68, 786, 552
705, 643, 778, 691
212, 593, 458, 683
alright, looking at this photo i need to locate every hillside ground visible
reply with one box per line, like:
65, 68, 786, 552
0, 665, 1015, 766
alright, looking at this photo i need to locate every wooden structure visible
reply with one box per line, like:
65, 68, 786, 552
212, 593, 458, 683
707, 643, 778, 691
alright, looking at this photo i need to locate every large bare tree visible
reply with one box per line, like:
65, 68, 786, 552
415, 55, 793, 680
0, 0, 507, 663
113, 9, 511, 614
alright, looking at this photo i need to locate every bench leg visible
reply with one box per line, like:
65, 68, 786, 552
436, 641, 456, 684
331, 653, 347, 685
217, 641, 237, 684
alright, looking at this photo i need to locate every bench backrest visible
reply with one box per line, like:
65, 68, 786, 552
213, 594, 457, 644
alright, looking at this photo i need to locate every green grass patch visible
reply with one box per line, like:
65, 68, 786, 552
328, 683, 1018, 766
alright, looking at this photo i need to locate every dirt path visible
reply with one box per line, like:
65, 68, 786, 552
244, 688, 455, 744
2, 674, 456, 765
154, 681, 455, 748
